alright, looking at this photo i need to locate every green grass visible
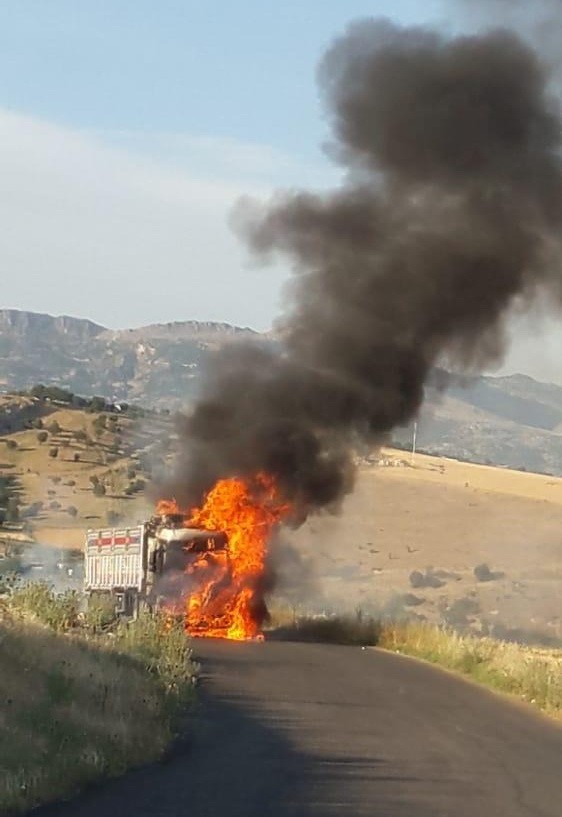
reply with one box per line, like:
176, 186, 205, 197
0, 588, 196, 815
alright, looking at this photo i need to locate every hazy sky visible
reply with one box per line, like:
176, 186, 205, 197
0, 1, 561, 382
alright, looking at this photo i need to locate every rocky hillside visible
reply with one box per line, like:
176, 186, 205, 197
2, 308, 562, 474
0, 309, 258, 408
393, 373, 562, 476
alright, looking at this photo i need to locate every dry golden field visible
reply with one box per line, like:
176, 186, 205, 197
288, 448, 562, 644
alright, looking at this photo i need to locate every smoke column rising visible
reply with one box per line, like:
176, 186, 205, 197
164, 18, 562, 514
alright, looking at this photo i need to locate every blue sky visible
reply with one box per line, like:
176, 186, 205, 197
0, 1, 445, 153
0, 0, 561, 381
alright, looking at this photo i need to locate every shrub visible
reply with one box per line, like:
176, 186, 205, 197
89, 475, 99, 486
49, 501, 62, 511
5, 439, 17, 450
67, 506, 78, 518
6, 497, 20, 523
73, 429, 88, 442
73, 453, 80, 462
36, 431, 48, 443
47, 421, 60, 435
127, 466, 137, 479
48, 447, 59, 459
10, 583, 81, 631
93, 482, 106, 497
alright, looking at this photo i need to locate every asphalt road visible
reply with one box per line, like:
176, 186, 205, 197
33, 639, 562, 817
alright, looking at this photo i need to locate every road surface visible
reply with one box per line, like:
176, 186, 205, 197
33, 639, 562, 816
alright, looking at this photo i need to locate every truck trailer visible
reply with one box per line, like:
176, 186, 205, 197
84, 513, 228, 616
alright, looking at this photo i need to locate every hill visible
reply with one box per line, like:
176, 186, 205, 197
2, 308, 562, 474
0, 393, 172, 550
0, 308, 258, 408
288, 449, 562, 648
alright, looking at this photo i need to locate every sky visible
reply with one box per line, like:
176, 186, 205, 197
0, 0, 561, 383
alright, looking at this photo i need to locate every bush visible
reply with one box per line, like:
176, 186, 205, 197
271, 611, 381, 646
5, 439, 17, 450
73, 429, 88, 442
89, 475, 99, 486
66, 479, 76, 487
5, 497, 20, 523
67, 506, 78, 518
48, 447, 59, 459
127, 466, 137, 479
32, 417, 44, 429
10, 583, 81, 631
21, 501, 43, 519
49, 501, 62, 511
93, 482, 106, 497
47, 421, 60, 435
36, 431, 48, 443
73, 453, 80, 462
83, 593, 117, 633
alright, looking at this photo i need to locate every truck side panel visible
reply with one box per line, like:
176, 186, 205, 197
84, 526, 145, 591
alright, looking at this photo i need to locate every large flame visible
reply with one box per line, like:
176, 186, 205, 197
158, 474, 289, 640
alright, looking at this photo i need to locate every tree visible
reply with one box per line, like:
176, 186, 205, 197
73, 429, 88, 442
6, 497, 19, 523
73, 452, 80, 463
47, 420, 61, 435
93, 482, 106, 497
49, 447, 59, 458
89, 396, 106, 413
89, 475, 99, 486
67, 506, 78, 517
37, 431, 48, 443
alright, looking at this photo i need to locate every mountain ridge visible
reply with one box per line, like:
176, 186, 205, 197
2, 308, 562, 475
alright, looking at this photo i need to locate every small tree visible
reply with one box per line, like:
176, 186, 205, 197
37, 430, 48, 443
73, 452, 80, 463
67, 505, 78, 518
47, 420, 61, 435
6, 497, 19, 523
93, 482, 106, 497
49, 447, 59, 459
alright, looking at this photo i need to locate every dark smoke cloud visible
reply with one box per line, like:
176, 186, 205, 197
163, 18, 562, 514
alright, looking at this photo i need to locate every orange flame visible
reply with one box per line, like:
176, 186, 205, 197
158, 474, 289, 640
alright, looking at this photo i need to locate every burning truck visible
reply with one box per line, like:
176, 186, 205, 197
84, 474, 289, 640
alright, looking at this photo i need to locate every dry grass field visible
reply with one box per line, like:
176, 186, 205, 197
287, 448, 562, 646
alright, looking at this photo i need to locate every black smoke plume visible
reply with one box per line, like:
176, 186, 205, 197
164, 19, 562, 513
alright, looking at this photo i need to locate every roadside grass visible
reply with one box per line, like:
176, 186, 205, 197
268, 608, 562, 718
0, 587, 196, 815
379, 621, 562, 717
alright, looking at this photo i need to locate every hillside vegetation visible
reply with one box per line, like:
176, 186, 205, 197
0, 389, 173, 548
0, 587, 195, 815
